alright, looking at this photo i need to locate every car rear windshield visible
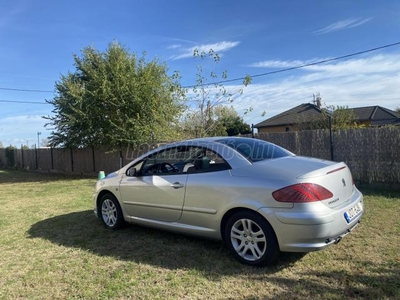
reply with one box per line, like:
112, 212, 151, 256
217, 138, 292, 162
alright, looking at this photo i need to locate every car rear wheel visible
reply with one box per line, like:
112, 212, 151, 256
99, 194, 124, 230
225, 211, 280, 266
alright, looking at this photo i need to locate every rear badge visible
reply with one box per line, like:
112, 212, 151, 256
342, 178, 346, 187
328, 198, 340, 205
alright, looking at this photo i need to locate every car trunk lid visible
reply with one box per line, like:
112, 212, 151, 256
297, 162, 354, 207
238, 156, 354, 207
243, 156, 336, 180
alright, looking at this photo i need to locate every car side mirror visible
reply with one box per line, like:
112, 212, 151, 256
127, 167, 137, 177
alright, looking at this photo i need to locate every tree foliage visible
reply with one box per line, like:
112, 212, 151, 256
179, 105, 251, 138
214, 106, 251, 136
44, 42, 184, 148
40, 138, 50, 148
5, 145, 16, 167
328, 106, 362, 130
396, 106, 400, 113
180, 49, 251, 138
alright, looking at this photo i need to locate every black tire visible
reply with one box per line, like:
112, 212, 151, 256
99, 193, 124, 230
224, 211, 280, 266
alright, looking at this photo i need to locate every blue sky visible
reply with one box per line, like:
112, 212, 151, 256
1, 0, 400, 146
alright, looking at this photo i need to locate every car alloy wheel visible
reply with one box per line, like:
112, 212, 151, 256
225, 211, 280, 266
231, 218, 267, 261
99, 194, 124, 230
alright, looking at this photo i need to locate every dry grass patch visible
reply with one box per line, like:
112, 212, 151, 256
0, 169, 399, 299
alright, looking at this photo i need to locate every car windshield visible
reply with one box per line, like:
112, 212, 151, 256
217, 138, 292, 162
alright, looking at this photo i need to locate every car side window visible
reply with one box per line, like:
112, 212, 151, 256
141, 146, 191, 176
191, 148, 231, 173
138, 146, 231, 176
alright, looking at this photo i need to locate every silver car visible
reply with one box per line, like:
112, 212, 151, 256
93, 137, 363, 266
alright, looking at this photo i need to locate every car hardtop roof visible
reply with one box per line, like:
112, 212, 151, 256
162, 137, 267, 149
147, 137, 267, 155
181, 136, 256, 143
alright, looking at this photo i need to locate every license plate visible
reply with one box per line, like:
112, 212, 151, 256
344, 202, 362, 223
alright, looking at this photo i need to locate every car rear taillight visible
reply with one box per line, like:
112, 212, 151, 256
272, 183, 333, 203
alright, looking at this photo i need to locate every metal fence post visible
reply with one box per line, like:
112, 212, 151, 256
35, 144, 38, 170
328, 116, 334, 161
92, 146, 96, 172
51, 147, 54, 170
21, 145, 24, 169
119, 148, 123, 169
70, 148, 74, 172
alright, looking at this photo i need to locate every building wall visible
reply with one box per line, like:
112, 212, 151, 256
257, 125, 295, 133
257, 120, 375, 133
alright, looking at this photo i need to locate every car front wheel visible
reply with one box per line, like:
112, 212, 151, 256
99, 193, 124, 230
225, 211, 280, 266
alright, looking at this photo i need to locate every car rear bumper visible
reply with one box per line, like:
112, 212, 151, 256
258, 188, 364, 252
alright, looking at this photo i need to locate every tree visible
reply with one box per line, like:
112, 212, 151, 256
41, 138, 50, 148
214, 106, 251, 136
328, 105, 362, 130
179, 105, 251, 138
396, 106, 400, 113
180, 109, 227, 138
0, 141, 3, 148
44, 42, 184, 148
5, 145, 16, 167
180, 49, 251, 138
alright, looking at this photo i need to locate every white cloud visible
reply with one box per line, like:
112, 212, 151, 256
170, 41, 240, 60
229, 53, 400, 125
167, 44, 182, 50
163, 37, 197, 45
0, 115, 48, 146
302, 55, 400, 74
314, 17, 373, 35
248, 58, 331, 68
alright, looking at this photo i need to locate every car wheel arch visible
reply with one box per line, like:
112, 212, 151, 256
220, 208, 277, 242
96, 190, 119, 214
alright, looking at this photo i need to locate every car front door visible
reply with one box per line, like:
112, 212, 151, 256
119, 146, 192, 222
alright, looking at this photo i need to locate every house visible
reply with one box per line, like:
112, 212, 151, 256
351, 106, 400, 127
254, 103, 400, 133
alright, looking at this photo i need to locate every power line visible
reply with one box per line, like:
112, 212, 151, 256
0, 87, 53, 93
183, 41, 400, 88
0, 99, 50, 105
1, 41, 400, 104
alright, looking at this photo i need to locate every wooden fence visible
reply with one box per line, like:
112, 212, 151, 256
0, 127, 399, 190
0, 144, 156, 175
254, 127, 400, 190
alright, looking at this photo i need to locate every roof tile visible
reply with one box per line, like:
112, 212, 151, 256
255, 104, 400, 128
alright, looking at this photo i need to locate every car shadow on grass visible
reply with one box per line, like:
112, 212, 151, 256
27, 210, 306, 277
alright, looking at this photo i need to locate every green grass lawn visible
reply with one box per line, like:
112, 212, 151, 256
0, 169, 399, 300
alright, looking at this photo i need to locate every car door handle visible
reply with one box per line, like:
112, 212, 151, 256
171, 182, 184, 189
